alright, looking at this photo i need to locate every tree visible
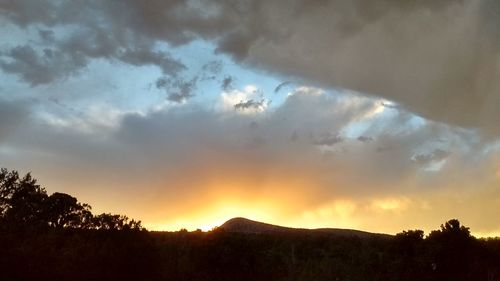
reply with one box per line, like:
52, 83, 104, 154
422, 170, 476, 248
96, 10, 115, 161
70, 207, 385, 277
395, 229, 424, 255
427, 219, 471, 242
43, 192, 93, 228
426, 219, 476, 281
92, 213, 143, 231
0, 168, 143, 230
0, 168, 48, 225
396, 229, 424, 242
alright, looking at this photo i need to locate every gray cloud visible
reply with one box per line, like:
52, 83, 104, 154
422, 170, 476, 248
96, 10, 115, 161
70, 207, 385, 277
234, 99, 266, 111
118, 48, 185, 76
413, 149, 451, 166
221, 76, 234, 91
38, 29, 55, 42
357, 136, 374, 143
274, 81, 293, 94
156, 77, 198, 103
1, 0, 189, 85
3, 0, 499, 136
201, 60, 223, 79
215, 0, 500, 136
0, 87, 498, 232
0, 98, 30, 143
314, 133, 343, 146
0, 45, 86, 86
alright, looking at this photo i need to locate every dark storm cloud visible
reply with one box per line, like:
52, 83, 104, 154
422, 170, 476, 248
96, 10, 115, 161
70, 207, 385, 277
3, 0, 500, 135
214, 0, 500, 136
0, 38, 185, 85
1, 0, 191, 85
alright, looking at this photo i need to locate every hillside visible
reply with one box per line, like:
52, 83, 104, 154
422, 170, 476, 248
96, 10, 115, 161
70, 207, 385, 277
219, 217, 391, 238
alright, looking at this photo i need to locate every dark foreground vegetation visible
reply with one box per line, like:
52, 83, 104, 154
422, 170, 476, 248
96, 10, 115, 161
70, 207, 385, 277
1, 168, 499, 281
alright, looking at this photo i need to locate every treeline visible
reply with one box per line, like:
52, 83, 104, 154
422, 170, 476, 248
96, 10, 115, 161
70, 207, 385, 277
0, 168, 499, 281
0, 168, 142, 230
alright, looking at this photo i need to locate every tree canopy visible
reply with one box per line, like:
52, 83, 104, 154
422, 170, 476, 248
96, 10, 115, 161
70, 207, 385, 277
0, 168, 142, 230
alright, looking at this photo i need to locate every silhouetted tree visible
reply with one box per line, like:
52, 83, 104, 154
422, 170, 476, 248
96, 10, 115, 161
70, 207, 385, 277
429, 219, 471, 239
0, 168, 142, 230
0, 168, 47, 225
426, 219, 478, 281
395, 229, 424, 255
43, 192, 93, 228
92, 213, 143, 230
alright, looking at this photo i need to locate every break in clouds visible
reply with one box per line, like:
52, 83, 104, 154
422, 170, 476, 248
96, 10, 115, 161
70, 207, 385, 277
2, 0, 500, 135
1, 0, 500, 233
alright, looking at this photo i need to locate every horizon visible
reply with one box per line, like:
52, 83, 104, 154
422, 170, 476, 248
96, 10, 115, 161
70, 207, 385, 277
149, 217, 499, 239
1, 0, 500, 238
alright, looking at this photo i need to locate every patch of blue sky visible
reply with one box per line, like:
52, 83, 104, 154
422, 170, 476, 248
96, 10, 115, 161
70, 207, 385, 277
167, 39, 290, 108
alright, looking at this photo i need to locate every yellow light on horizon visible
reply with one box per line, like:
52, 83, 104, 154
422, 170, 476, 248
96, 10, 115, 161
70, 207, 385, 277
145, 199, 278, 232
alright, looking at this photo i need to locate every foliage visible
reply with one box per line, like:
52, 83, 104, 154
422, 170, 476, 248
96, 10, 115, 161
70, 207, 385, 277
0, 168, 142, 230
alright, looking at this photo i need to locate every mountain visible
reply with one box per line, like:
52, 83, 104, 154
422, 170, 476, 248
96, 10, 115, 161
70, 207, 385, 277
219, 217, 391, 238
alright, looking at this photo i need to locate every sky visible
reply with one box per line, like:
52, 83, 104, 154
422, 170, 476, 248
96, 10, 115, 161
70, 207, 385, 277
0, 0, 499, 236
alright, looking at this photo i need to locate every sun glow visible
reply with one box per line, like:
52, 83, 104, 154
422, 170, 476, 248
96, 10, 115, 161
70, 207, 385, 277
146, 199, 278, 232
371, 197, 410, 212
297, 200, 360, 230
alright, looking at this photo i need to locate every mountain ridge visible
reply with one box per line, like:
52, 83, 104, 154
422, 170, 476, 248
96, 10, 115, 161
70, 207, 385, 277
219, 217, 392, 238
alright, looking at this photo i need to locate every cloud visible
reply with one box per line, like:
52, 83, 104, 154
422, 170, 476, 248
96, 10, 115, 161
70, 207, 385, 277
209, 0, 500, 136
118, 48, 185, 76
0, 98, 30, 143
220, 85, 269, 114
412, 149, 451, 167
156, 76, 198, 103
1, 87, 498, 233
3, 0, 499, 136
1, 0, 189, 85
221, 76, 234, 91
201, 60, 223, 79
0, 45, 86, 86
38, 29, 55, 42
357, 136, 374, 143
274, 81, 293, 94
234, 99, 267, 111
314, 133, 343, 146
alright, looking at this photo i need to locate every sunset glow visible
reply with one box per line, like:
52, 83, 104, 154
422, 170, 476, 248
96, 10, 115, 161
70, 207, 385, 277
1, 0, 500, 238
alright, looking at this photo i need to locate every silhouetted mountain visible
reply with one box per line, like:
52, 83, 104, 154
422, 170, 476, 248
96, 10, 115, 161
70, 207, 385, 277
220, 217, 391, 238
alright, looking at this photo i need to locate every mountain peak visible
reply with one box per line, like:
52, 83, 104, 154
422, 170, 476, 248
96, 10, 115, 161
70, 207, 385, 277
220, 217, 284, 233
